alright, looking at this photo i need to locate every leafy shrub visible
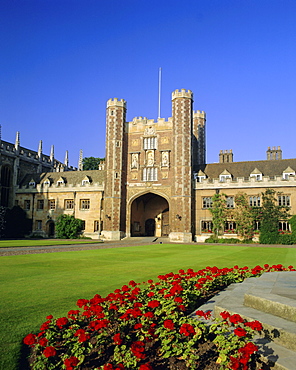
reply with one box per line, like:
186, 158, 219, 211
55, 215, 84, 239
277, 233, 296, 245
219, 238, 240, 244
24, 264, 295, 370
204, 236, 218, 243
241, 239, 254, 244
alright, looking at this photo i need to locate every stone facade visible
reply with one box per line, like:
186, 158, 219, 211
5, 89, 296, 241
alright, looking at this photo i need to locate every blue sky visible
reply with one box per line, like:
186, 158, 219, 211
1, 0, 296, 167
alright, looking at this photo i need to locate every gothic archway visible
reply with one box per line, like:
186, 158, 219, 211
130, 192, 169, 237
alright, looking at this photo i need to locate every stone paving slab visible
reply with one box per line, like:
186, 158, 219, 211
194, 272, 296, 370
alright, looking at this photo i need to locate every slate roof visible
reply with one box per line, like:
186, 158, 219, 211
19, 170, 106, 187
198, 158, 296, 180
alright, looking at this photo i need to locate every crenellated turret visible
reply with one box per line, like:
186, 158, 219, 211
103, 96, 127, 240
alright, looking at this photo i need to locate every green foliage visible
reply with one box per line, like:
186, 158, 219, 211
259, 189, 290, 244
82, 157, 105, 170
3, 206, 32, 238
24, 265, 293, 370
277, 233, 295, 245
289, 215, 296, 234
55, 215, 84, 239
209, 193, 227, 238
233, 192, 256, 240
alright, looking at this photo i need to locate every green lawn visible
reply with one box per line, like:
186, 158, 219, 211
1, 243, 296, 369
0, 239, 102, 248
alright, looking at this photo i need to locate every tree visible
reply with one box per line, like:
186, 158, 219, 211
259, 189, 290, 244
82, 157, 105, 170
55, 215, 84, 239
210, 193, 227, 238
233, 192, 255, 240
4, 206, 32, 238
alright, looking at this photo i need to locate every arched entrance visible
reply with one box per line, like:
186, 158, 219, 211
130, 193, 169, 237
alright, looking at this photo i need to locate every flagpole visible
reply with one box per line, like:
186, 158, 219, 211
158, 67, 162, 119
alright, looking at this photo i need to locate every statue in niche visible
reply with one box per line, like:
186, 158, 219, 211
147, 150, 154, 166
162, 152, 169, 166
131, 153, 138, 169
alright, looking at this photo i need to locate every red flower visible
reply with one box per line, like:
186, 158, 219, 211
174, 297, 183, 303
109, 303, 119, 311
76, 299, 89, 308
38, 337, 48, 347
234, 327, 247, 337
229, 314, 244, 325
163, 319, 175, 330
144, 311, 154, 318
239, 342, 258, 355
179, 323, 195, 336
64, 356, 79, 370
134, 323, 143, 330
139, 363, 153, 370
23, 333, 37, 346
46, 315, 53, 320
147, 292, 155, 297
43, 346, 56, 358
244, 320, 263, 331
147, 300, 160, 308
56, 317, 68, 328
220, 311, 231, 320
131, 341, 146, 359
196, 310, 211, 319
113, 333, 123, 345
40, 321, 50, 331
74, 328, 90, 342
67, 310, 80, 319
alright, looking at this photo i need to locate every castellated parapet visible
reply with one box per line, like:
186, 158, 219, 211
171, 89, 193, 100
193, 110, 206, 119
107, 98, 127, 108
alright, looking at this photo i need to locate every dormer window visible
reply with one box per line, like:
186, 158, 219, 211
250, 168, 262, 181
282, 167, 295, 179
56, 177, 66, 186
82, 176, 91, 186
196, 170, 206, 182
44, 178, 51, 186
219, 170, 232, 182
250, 174, 262, 181
29, 179, 36, 187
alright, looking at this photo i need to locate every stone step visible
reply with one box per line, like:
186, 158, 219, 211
194, 272, 296, 370
244, 291, 296, 323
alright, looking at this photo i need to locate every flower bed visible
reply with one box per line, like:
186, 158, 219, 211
24, 264, 295, 370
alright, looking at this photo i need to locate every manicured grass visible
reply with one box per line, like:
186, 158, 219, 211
0, 239, 102, 248
1, 243, 296, 369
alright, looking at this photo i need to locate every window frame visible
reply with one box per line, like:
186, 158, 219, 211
64, 199, 74, 210
80, 199, 90, 210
